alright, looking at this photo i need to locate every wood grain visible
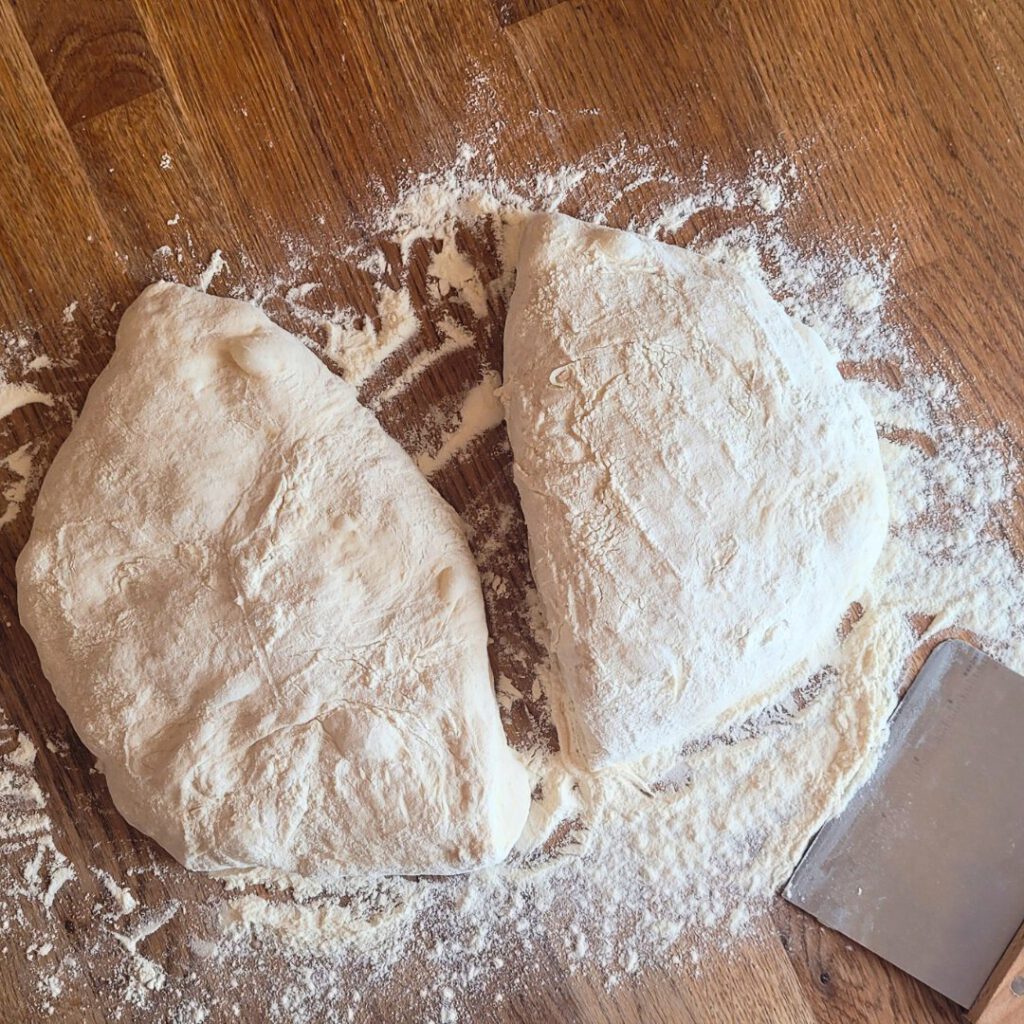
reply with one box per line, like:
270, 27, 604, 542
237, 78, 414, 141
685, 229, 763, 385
969, 922, 1024, 1023
492, 0, 568, 27
11, 0, 163, 125
2, 0, 1023, 1020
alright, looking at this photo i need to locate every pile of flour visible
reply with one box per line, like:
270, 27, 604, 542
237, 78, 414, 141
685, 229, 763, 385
0, 141, 1021, 1023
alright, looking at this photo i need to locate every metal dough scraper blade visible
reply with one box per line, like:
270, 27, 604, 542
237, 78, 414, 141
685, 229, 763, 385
785, 639, 1024, 1018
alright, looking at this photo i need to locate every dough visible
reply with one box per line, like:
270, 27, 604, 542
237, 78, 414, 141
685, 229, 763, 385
17, 282, 530, 880
502, 213, 889, 768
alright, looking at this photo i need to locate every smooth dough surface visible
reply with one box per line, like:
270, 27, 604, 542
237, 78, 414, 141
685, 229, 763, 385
18, 282, 530, 879
502, 213, 889, 768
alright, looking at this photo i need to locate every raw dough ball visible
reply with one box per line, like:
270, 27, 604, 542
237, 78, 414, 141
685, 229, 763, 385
502, 213, 889, 767
18, 282, 530, 880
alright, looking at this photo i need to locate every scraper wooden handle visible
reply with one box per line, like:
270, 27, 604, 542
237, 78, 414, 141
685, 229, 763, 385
969, 922, 1024, 1023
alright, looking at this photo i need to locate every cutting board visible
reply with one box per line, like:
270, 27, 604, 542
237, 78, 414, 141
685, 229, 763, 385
1, 1, 1023, 1021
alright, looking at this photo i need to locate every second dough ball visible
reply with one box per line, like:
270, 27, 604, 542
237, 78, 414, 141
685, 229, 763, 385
501, 213, 889, 768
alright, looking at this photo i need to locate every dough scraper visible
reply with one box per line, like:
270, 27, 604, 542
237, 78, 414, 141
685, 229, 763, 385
785, 639, 1024, 1021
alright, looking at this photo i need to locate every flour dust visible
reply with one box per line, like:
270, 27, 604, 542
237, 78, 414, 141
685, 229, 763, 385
0, 138, 1021, 1023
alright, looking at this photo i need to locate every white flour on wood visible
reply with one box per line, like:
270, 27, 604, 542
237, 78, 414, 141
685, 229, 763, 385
416, 371, 504, 476
0, 368, 53, 530
324, 285, 420, 384
0, 381, 52, 422
1, 139, 1021, 1024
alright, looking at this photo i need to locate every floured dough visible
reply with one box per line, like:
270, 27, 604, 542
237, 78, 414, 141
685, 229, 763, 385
502, 213, 889, 768
17, 282, 530, 880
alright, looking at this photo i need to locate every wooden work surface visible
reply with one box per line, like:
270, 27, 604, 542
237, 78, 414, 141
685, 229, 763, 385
1, 1, 1022, 1021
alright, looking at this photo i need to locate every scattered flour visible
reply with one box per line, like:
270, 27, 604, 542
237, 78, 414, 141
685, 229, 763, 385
324, 285, 420, 383
1, 137, 1021, 1023
841, 272, 885, 314
427, 237, 489, 318
0, 381, 52, 422
0, 710, 78, 956
111, 902, 180, 1001
1, 444, 37, 528
416, 371, 504, 475
197, 250, 228, 292
0, 370, 54, 529
92, 868, 139, 918
218, 883, 425, 959
373, 315, 476, 407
